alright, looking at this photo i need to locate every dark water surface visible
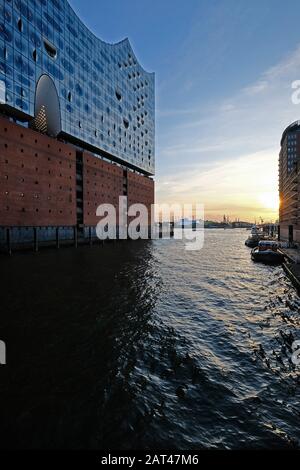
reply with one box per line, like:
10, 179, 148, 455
1, 229, 300, 449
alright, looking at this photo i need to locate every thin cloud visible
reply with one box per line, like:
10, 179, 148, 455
156, 42, 300, 221
243, 80, 269, 95
156, 150, 279, 221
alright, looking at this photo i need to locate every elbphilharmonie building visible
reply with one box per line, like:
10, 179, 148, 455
0, 0, 155, 249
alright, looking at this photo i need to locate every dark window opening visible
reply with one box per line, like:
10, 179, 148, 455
67, 91, 72, 102
123, 118, 129, 129
116, 90, 122, 101
32, 49, 38, 62
18, 19, 23, 33
44, 39, 57, 59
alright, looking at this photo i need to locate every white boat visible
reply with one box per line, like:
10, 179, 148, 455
251, 225, 259, 236
245, 225, 263, 247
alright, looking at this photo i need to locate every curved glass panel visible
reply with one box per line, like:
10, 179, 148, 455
0, 0, 155, 175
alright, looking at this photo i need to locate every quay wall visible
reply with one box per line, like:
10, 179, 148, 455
279, 225, 300, 244
0, 116, 155, 251
0, 117, 77, 227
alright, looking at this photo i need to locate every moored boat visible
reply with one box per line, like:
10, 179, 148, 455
251, 225, 259, 235
245, 235, 260, 247
251, 241, 284, 265
245, 225, 262, 247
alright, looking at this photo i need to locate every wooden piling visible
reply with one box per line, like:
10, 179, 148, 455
34, 227, 38, 252
6, 228, 11, 256
74, 226, 78, 248
56, 227, 60, 249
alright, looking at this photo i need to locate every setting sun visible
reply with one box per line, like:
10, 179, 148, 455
258, 192, 280, 211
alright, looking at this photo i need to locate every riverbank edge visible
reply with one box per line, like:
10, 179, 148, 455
280, 248, 300, 292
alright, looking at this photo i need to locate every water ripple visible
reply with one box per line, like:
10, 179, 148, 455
0, 229, 299, 449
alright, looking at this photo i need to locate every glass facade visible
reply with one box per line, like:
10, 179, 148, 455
287, 133, 298, 174
0, 0, 155, 175
280, 122, 300, 176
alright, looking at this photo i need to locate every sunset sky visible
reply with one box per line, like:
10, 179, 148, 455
70, 0, 300, 222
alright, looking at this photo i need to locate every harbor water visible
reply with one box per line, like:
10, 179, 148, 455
0, 229, 300, 449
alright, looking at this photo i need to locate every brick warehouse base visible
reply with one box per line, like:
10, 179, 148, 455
279, 224, 300, 244
0, 116, 154, 252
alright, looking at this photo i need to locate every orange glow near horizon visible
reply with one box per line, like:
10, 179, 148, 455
156, 150, 280, 223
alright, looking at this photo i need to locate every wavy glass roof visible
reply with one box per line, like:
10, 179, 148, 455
0, 0, 155, 175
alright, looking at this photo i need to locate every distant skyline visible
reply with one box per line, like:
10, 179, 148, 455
70, 0, 300, 222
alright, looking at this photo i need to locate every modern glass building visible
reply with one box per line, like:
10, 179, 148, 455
0, 0, 155, 175
279, 121, 300, 243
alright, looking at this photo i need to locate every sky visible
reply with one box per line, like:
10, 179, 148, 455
70, 0, 300, 222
